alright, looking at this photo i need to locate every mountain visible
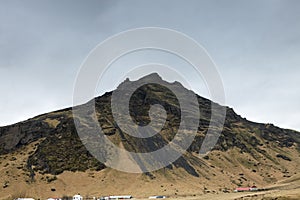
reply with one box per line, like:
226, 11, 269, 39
0, 73, 299, 199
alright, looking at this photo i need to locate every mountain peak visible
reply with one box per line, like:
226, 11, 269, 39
125, 72, 163, 83
140, 72, 163, 80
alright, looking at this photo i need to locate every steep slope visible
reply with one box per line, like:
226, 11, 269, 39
0, 73, 299, 199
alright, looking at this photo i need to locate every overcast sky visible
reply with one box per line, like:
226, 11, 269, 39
0, 0, 300, 131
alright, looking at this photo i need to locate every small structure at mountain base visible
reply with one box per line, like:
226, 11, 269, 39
108, 195, 132, 199
234, 186, 258, 192
73, 194, 83, 200
15, 198, 35, 200
98, 195, 132, 200
149, 195, 166, 199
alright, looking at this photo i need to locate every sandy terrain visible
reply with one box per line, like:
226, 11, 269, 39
0, 141, 299, 200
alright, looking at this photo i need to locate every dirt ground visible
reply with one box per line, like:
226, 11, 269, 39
0, 142, 299, 200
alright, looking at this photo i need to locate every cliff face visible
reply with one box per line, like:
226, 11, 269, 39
0, 73, 299, 186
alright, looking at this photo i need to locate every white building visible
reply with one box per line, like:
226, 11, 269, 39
73, 194, 83, 200
109, 195, 132, 199
15, 198, 35, 200
149, 196, 166, 199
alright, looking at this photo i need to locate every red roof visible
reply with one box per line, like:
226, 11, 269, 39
236, 187, 251, 191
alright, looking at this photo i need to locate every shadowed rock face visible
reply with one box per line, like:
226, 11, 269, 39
0, 73, 299, 177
